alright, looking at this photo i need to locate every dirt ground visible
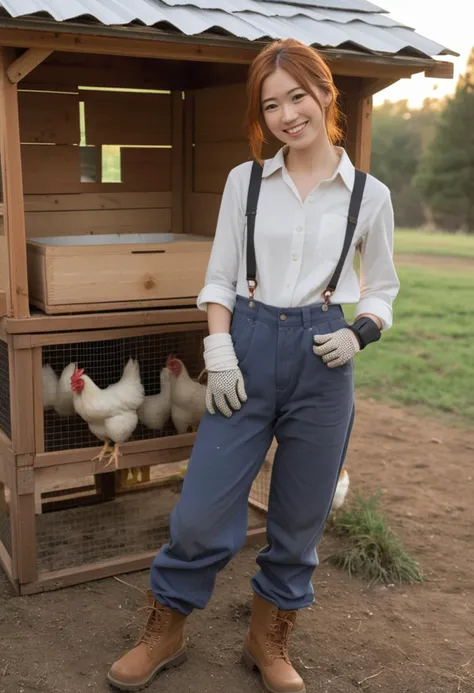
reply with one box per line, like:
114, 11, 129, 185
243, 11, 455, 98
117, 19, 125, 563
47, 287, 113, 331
395, 252, 474, 270
1, 398, 473, 693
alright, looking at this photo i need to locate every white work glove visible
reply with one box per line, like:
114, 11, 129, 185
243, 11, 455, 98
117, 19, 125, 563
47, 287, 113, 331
312, 328, 360, 368
203, 333, 247, 418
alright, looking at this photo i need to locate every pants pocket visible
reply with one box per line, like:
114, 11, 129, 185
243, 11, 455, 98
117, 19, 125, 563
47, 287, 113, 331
231, 313, 257, 365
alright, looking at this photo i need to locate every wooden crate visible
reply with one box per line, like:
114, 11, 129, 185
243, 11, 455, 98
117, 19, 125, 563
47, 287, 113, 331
27, 233, 212, 314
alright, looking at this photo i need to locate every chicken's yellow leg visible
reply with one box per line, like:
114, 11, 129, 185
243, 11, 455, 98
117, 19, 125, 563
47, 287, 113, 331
106, 443, 122, 470
91, 440, 113, 463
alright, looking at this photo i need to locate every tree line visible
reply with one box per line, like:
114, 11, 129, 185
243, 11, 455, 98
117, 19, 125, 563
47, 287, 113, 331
370, 47, 474, 233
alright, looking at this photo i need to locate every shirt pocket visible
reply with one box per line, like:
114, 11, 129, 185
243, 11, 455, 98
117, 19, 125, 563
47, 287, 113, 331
317, 212, 349, 264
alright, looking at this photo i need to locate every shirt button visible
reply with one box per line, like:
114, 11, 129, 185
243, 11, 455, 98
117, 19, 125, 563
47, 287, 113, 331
292, 254, 298, 261
308, 196, 314, 203
280, 313, 287, 321
297, 226, 303, 232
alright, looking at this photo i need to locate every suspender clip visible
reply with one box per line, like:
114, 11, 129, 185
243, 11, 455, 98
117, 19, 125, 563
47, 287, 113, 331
322, 288, 334, 312
248, 278, 257, 301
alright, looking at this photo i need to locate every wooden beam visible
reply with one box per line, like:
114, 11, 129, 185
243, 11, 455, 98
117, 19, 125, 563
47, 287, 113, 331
0, 48, 29, 318
6, 48, 52, 84
424, 61, 454, 79
4, 305, 205, 335
0, 28, 259, 64
0, 26, 453, 81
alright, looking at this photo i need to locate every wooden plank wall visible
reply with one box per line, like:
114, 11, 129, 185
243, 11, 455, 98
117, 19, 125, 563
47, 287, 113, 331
19, 87, 175, 238
190, 82, 279, 237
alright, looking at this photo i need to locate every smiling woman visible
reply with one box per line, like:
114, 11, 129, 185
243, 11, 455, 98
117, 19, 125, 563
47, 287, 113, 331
108, 37, 400, 693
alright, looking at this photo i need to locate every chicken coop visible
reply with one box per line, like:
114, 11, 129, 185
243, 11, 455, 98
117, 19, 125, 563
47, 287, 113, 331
0, 1, 454, 594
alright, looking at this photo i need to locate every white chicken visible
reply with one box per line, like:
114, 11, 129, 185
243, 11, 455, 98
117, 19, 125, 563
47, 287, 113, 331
331, 468, 350, 511
42, 364, 58, 410
138, 367, 172, 431
71, 358, 145, 468
166, 355, 207, 434
54, 363, 76, 417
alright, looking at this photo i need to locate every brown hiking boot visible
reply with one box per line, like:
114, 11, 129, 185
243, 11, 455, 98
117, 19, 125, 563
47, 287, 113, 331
107, 590, 187, 691
243, 592, 305, 693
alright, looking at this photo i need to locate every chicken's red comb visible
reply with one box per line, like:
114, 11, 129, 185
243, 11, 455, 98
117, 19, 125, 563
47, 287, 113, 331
166, 354, 177, 366
72, 366, 85, 379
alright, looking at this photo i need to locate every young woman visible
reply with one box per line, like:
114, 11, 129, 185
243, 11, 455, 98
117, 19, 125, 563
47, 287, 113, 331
108, 38, 399, 693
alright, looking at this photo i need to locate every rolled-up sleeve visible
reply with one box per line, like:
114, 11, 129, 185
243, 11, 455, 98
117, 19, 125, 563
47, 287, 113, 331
356, 192, 400, 330
197, 170, 244, 313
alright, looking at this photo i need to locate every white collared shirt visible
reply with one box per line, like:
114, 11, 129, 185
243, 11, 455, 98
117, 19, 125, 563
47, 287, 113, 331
197, 147, 400, 329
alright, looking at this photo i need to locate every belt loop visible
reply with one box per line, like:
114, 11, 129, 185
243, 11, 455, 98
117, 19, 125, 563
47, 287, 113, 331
302, 307, 311, 329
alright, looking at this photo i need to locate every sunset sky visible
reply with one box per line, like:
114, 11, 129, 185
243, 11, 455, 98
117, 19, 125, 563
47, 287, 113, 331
373, 0, 472, 107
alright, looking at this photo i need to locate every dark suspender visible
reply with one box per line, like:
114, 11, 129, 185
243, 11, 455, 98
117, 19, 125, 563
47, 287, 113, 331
245, 161, 263, 301
245, 162, 367, 307
321, 168, 367, 306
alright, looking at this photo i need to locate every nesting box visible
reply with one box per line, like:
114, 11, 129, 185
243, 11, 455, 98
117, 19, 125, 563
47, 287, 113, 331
27, 233, 212, 314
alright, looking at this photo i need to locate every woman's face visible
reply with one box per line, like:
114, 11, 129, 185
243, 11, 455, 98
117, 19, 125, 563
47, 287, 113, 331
261, 68, 331, 150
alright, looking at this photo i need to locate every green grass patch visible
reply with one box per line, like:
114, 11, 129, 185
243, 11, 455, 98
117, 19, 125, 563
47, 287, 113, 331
327, 493, 423, 585
395, 229, 474, 258
345, 264, 474, 425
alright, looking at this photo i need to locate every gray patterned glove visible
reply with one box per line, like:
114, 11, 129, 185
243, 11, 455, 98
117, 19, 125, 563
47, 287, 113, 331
313, 328, 360, 368
203, 333, 247, 417
205, 369, 247, 417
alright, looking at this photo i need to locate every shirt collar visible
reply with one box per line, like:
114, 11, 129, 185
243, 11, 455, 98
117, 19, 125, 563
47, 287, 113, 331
262, 145, 355, 191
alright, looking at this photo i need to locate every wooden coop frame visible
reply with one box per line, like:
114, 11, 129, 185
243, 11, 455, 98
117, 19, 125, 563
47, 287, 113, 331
0, 17, 453, 595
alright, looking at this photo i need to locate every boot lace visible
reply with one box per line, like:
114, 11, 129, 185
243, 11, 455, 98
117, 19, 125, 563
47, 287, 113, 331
137, 604, 168, 649
266, 613, 295, 663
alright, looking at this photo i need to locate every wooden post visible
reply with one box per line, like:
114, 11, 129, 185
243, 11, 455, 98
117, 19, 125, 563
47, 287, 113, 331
10, 463, 37, 585
344, 85, 373, 173
0, 48, 29, 317
171, 91, 184, 235
9, 341, 35, 455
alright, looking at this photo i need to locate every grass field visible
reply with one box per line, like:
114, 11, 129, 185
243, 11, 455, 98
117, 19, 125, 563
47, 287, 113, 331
394, 228, 474, 258
347, 230, 474, 426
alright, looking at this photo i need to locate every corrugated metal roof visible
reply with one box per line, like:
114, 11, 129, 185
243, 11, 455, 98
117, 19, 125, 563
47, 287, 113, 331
0, 0, 457, 58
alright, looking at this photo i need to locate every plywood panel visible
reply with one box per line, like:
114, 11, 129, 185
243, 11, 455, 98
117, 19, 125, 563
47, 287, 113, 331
194, 83, 247, 143
121, 147, 172, 192
22, 145, 172, 194
25, 208, 171, 238
24, 191, 172, 212
19, 91, 80, 144
84, 91, 172, 145
21, 144, 80, 194
190, 192, 221, 237
194, 141, 250, 194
